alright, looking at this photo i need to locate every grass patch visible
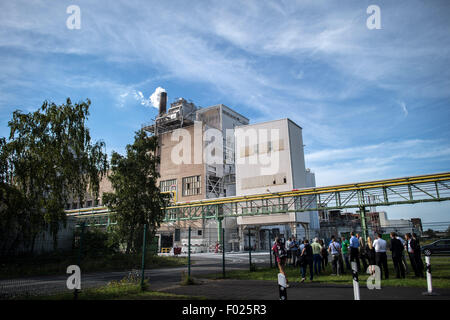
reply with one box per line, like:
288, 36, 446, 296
205, 257, 450, 289
0, 253, 187, 279
24, 279, 205, 300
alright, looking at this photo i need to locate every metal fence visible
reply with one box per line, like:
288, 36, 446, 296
1, 222, 448, 299
0, 224, 157, 299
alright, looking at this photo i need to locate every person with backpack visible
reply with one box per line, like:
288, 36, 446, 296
289, 236, 299, 267
286, 237, 292, 265
299, 239, 314, 282
272, 236, 289, 287
328, 236, 342, 276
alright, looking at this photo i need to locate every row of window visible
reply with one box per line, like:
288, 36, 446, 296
160, 179, 177, 192
160, 175, 202, 197
174, 229, 202, 241
241, 173, 287, 190
239, 139, 285, 158
66, 199, 101, 210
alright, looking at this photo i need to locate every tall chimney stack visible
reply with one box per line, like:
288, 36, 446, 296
159, 91, 167, 116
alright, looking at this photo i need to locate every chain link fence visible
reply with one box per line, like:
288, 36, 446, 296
1, 221, 449, 299
0, 223, 162, 299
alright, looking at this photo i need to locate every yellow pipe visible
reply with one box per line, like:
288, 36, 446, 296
66, 172, 450, 213
165, 173, 450, 209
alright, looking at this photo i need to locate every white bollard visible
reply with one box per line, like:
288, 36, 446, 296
422, 251, 439, 296
278, 273, 287, 300
351, 261, 360, 300
426, 256, 432, 293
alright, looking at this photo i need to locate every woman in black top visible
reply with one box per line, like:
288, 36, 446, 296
366, 236, 376, 275
300, 239, 314, 282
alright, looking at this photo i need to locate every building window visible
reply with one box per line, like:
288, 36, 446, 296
160, 179, 177, 192
197, 230, 202, 236
182, 175, 201, 196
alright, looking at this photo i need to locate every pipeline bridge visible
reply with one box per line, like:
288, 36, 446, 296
66, 172, 450, 239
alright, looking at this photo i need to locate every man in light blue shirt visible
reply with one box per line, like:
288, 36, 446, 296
289, 237, 298, 266
328, 236, 341, 275
349, 232, 361, 272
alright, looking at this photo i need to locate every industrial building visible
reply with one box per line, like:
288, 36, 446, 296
139, 93, 319, 252
65, 91, 319, 252
317, 208, 422, 240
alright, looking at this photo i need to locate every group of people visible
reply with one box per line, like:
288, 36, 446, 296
272, 231, 425, 287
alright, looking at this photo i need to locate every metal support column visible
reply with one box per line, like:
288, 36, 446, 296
188, 226, 191, 278
222, 228, 225, 278
217, 217, 223, 244
248, 228, 252, 271
360, 206, 368, 240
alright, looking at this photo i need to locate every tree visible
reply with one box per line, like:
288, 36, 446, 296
103, 130, 167, 254
1, 98, 108, 252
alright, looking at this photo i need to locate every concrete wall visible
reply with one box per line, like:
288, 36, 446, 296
235, 119, 294, 196
287, 120, 307, 189
158, 123, 205, 202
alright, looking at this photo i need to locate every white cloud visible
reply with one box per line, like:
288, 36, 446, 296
305, 139, 450, 187
130, 90, 149, 107
149, 87, 166, 109
1, 0, 450, 148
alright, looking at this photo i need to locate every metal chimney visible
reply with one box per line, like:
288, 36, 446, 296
159, 91, 167, 116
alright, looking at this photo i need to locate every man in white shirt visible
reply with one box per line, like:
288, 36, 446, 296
373, 233, 389, 279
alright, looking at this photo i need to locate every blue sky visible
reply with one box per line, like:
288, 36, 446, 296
1, 1, 449, 225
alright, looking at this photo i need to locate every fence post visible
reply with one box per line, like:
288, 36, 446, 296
74, 222, 85, 300
141, 224, 148, 291
188, 226, 191, 279
248, 228, 252, 271
222, 227, 225, 278
269, 230, 273, 268
77, 222, 85, 267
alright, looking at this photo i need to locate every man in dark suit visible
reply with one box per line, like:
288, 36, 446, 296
390, 232, 405, 278
412, 233, 424, 278
405, 233, 424, 278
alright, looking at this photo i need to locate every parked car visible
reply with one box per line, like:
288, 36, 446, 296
421, 239, 450, 255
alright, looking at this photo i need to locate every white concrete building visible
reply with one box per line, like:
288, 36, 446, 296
234, 119, 320, 248
378, 211, 414, 233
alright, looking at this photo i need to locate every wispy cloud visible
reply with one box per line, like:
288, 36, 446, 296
399, 101, 408, 116
306, 139, 450, 186
0, 0, 449, 190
